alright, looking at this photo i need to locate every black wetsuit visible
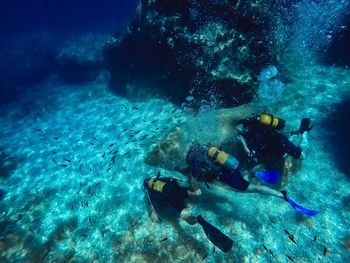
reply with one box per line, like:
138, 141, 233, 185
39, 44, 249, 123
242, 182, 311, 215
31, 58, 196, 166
146, 177, 188, 214
240, 119, 301, 170
186, 142, 250, 191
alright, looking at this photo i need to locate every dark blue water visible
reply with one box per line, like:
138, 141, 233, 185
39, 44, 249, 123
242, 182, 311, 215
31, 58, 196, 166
0, 0, 139, 38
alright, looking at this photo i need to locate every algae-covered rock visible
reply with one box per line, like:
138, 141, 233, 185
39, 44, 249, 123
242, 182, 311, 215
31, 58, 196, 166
104, 0, 279, 108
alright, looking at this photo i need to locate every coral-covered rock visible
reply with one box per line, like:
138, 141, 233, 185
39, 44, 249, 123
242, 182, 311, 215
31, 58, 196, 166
56, 34, 112, 83
104, 0, 278, 108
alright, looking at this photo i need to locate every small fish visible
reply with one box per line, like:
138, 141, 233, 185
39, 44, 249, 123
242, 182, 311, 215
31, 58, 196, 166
122, 128, 128, 132
60, 164, 68, 167
123, 167, 126, 172
284, 229, 292, 236
113, 150, 118, 155
109, 143, 115, 147
90, 142, 94, 145
36, 129, 42, 132
262, 244, 269, 253
172, 109, 177, 113
63, 157, 71, 162
54, 137, 60, 140
52, 151, 57, 154
102, 153, 105, 158
52, 158, 57, 164
313, 236, 317, 241
323, 247, 327, 256
269, 249, 274, 256
95, 182, 101, 188
91, 136, 97, 140
80, 233, 88, 238
106, 167, 112, 172
108, 150, 113, 154
71, 204, 74, 210
66, 118, 69, 121
89, 215, 92, 225
111, 155, 116, 164
132, 106, 138, 110
286, 255, 296, 263
160, 237, 168, 242
121, 104, 127, 110
288, 235, 297, 245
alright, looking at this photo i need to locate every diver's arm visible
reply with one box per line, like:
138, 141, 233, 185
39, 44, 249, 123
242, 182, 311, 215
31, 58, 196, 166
186, 172, 202, 196
180, 167, 202, 196
238, 135, 250, 155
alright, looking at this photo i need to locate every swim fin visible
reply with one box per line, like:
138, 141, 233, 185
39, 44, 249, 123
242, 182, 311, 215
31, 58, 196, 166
255, 171, 280, 184
299, 118, 312, 133
281, 190, 318, 216
197, 215, 233, 253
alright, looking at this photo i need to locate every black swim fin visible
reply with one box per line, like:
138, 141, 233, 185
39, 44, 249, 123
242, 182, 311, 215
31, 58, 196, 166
197, 215, 233, 253
299, 118, 312, 133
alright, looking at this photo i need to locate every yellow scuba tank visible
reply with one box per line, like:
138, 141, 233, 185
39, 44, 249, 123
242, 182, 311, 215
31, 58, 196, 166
207, 147, 239, 170
257, 113, 285, 130
147, 178, 166, 193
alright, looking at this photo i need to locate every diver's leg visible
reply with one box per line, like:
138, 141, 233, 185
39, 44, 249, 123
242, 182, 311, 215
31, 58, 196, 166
246, 184, 284, 199
289, 132, 309, 159
299, 132, 309, 159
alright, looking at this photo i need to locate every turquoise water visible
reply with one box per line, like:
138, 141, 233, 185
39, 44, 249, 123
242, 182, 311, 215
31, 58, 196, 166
1, 1, 350, 262
1, 64, 350, 262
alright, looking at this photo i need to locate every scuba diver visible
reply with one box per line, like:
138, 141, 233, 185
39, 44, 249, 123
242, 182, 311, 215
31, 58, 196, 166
143, 172, 234, 253
184, 142, 317, 216
236, 113, 312, 175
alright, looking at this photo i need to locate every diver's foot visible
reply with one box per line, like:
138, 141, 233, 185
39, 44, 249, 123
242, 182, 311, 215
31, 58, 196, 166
291, 118, 312, 135
188, 189, 202, 196
180, 209, 198, 225
281, 190, 288, 201
299, 118, 312, 133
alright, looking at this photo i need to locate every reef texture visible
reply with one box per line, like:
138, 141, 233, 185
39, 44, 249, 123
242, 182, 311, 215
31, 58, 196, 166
104, 0, 278, 108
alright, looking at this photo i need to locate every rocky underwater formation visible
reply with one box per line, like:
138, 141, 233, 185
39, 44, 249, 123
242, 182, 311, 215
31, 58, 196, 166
103, 0, 282, 109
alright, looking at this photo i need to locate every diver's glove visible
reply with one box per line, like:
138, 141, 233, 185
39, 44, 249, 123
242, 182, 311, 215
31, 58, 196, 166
291, 118, 313, 135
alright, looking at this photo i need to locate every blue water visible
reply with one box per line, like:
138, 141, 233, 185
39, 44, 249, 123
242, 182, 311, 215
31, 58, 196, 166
1, 1, 350, 262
